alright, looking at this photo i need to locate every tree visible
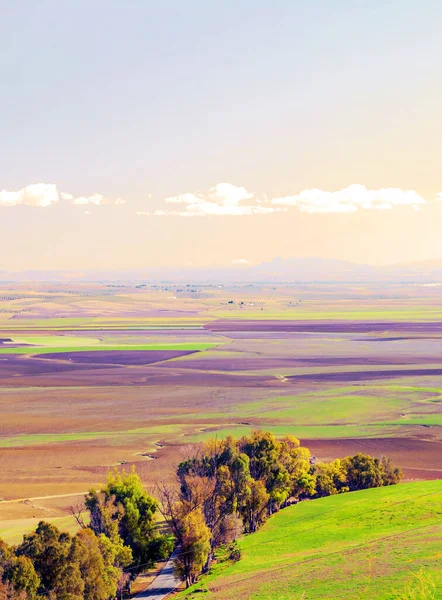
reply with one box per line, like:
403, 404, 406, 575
48, 562, 84, 600
279, 437, 313, 501
0, 580, 23, 600
342, 453, 387, 491
176, 442, 240, 568
237, 431, 314, 511
173, 508, 211, 588
230, 452, 251, 503
266, 464, 291, 513
215, 514, 243, 546
160, 434, 402, 587
380, 456, 403, 486
2, 554, 40, 600
86, 467, 172, 570
238, 430, 280, 481
97, 533, 132, 596
70, 529, 113, 600
314, 459, 348, 497
0, 539, 11, 580
16, 521, 72, 595
155, 480, 183, 542
174, 431, 317, 539
84, 490, 123, 543
242, 479, 269, 533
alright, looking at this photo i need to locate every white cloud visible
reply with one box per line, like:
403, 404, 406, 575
155, 183, 284, 217
272, 184, 426, 214
136, 211, 150, 216
151, 182, 428, 217
164, 193, 201, 205
71, 193, 125, 206
0, 184, 125, 208
209, 183, 254, 206
232, 258, 250, 265
435, 192, 442, 202
0, 183, 59, 207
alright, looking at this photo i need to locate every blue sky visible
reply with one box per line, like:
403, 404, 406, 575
2, 1, 442, 270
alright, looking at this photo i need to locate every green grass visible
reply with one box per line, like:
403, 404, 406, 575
0, 342, 219, 355
240, 394, 408, 425
211, 307, 442, 321
0, 515, 81, 545
186, 423, 401, 442
10, 335, 101, 347
180, 480, 442, 599
185, 384, 442, 441
0, 318, 93, 329
0, 425, 186, 448
0, 317, 211, 330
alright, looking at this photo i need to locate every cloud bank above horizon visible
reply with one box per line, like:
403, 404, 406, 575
0, 184, 124, 208
138, 183, 431, 217
272, 184, 426, 214
151, 183, 283, 217
3, 182, 440, 216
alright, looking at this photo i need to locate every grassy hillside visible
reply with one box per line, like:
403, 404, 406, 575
179, 480, 442, 599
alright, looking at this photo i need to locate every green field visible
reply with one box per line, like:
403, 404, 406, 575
212, 307, 442, 320
0, 424, 187, 448
187, 424, 406, 442
0, 515, 80, 545
9, 335, 101, 346
0, 316, 211, 330
180, 480, 442, 599
0, 342, 219, 354
185, 384, 442, 441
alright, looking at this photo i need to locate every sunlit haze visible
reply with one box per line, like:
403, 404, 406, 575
2, 1, 442, 271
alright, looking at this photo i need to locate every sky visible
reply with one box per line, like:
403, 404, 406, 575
2, 0, 442, 271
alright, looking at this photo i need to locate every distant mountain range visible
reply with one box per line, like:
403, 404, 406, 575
3, 257, 442, 283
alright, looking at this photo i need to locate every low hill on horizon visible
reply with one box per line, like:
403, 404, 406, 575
4, 256, 442, 283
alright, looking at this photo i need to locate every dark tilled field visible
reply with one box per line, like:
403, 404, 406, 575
305, 437, 442, 481
158, 355, 442, 371
0, 365, 281, 387
38, 349, 198, 365
0, 355, 114, 376
206, 320, 442, 333
287, 368, 442, 382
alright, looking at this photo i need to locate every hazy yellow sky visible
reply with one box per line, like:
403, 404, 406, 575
2, 1, 442, 271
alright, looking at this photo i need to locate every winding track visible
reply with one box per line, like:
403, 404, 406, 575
135, 552, 180, 599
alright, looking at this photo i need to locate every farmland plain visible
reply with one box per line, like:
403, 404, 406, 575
1, 281, 442, 542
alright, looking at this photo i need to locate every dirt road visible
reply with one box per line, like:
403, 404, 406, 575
135, 552, 181, 599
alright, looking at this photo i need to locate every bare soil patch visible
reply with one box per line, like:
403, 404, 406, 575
159, 355, 442, 372
207, 320, 442, 333
39, 349, 198, 366
288, 367, 442, 383
0, 365, 280, 388
0, 441, 182, 500
305, 437, 442, 480
0, 355, 113, 376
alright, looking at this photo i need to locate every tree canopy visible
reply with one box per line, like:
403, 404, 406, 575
158, 430, 403, 587
1, 467, 172, 599
0, 434, 403, 595
85, 467, 172, 571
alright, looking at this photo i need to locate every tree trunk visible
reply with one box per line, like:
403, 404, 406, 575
202, 549, 214, 573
